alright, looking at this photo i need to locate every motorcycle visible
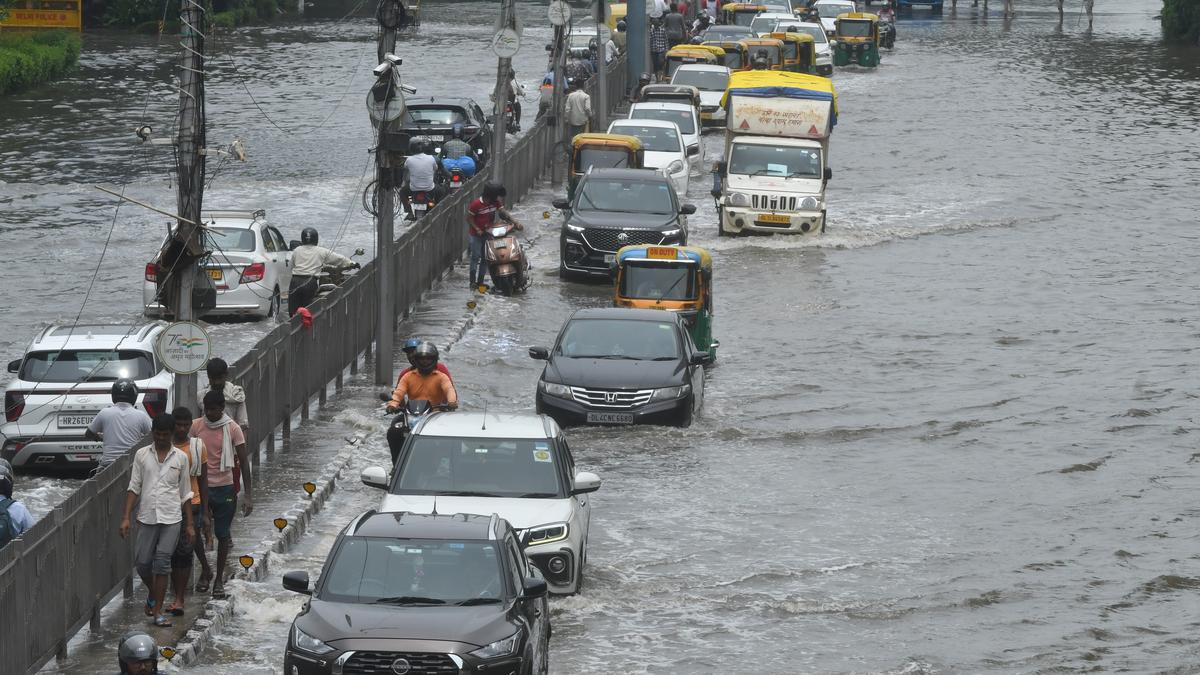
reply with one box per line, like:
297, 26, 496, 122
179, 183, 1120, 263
483, 222, 529, 296
409, 187, 439, 219
317, 248, 365, 298
878, 10, 897, 49
504, 102, 519, 134
447, 167, 466, 191
383, 397, 451, 465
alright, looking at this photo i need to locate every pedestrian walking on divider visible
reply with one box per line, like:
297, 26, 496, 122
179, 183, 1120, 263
565, 78, 593, 140
166, 406, 209, 614
0, 459, 34, 549
87, 379, 152, 472
190, 390, 252, 600
120, 413, 194, 628
649, 19, 670, 81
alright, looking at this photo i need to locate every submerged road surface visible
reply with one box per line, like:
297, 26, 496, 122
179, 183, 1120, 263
11, 0, 1200, 671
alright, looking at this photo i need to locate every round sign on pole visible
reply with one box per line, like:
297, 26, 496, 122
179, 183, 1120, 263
548, 0, 571, 26
155, 321, 212, 375
491, 27, 521, 58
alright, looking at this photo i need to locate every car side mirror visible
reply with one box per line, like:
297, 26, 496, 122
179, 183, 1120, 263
551, 198, 570, 210
687, 145, 700, 156
521, 577, 548, 599
360, 466, 389, 490
690, 352, 713, 366
824, 167, 833, 181
529, 346, 550, 360
289, 240, 301, 250
572, 471, 602, 495
7, 359, 19, 374
282, 570, 311, 595
680, 204, 697, 215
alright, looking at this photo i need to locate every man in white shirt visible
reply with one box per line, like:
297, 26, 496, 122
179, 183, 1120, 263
565, 79, 593, 140
403, 141, 441, 220
86, 379, 152, 471
605, 37, 619, 64
120, 413, 193, 628
288, 227, 358, 316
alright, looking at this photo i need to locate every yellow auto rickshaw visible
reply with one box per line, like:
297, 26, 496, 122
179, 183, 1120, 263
569, 134, 644, 199
639, 83, 703, 117
664, 45, 722, 78
613, 245, 718, 359
739, 37, 785, 70
832, 12, 881, 68
703, 40, 750, 71
606, 2, 627, 31
769, 31, 817, 74
720, 2, 767, 27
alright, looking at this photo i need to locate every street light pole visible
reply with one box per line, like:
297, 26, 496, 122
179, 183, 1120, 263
373, 0, 402, 387
490, 0, 518, 184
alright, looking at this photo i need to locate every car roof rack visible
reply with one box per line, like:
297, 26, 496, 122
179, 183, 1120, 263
201, 209, 267, 222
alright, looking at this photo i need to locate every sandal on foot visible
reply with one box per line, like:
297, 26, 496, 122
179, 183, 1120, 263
154, 614, 173, 627
144, 598, 156, 617
195, 575, 211, 593
211, 585, 228, 599
167, 604, 185, 616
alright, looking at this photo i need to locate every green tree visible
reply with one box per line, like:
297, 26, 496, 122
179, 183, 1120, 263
0, 0, 15, 25
1162, 0, 1200, 43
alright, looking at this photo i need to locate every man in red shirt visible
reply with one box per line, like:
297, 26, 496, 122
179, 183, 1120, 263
466, 182, 522, 289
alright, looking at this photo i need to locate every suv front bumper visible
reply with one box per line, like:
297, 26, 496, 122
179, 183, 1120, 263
284, 644, 525, 675
720, 207, 826, 235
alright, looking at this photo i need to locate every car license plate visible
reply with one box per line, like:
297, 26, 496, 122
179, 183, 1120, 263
58, 413, 95, 428
586, 412, 635, 425
603, 254, 615, 264
207, 268, 223, 280
759, 213, 790, 224
425, 135, 444, 142
414, 203, 428, 211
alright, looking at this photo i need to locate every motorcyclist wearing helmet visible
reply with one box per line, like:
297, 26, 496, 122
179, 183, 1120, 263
0, 459, 34, 548
403, 139, 443, 220
751, 49, 771, 70
631, 72, 653, 103
441, 124, 477, 178
387, 342, 457, 413
86, 379, 153, 471
116, 630, 158, 675
466, 182, 523, 289
398, 337, 452, 381
289, 227, 358, 316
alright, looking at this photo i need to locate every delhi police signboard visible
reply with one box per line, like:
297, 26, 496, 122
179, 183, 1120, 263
155, 321, 212, 375
0, 0, 82, 30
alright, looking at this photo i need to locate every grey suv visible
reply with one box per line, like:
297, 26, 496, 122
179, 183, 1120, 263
282, 511, 551, 675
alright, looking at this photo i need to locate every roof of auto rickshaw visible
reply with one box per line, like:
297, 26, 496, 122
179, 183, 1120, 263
666, 45, 725, 59
703, 39, 749, 51
616, 245, 713, 269
769, 31, 816, 44
571, 133, 643, 151
721, 69, 838, 117
721, 3, 768, 11
836, 11, 880, 20
738, 37, 786, 47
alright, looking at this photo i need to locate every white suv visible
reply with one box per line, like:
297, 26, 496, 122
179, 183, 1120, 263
362, 412, 601, 595
144, 209, 292, 320
2, 323, 174, 470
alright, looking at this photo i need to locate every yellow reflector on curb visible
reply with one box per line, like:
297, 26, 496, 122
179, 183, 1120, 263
302, 482, 316, 495
160, 647, 177, 661
273, 518, 288, 532
239, 555, 254, 570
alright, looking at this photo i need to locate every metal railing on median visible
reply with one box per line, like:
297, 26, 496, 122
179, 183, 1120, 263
0, 55, 629, 675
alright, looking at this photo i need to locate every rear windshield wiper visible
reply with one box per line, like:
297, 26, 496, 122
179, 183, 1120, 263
374, 596, 445, 605
456, 597, 502, 606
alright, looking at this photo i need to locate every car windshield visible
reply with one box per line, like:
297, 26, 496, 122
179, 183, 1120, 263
395, 436, 565, 498
206, 227, 256, 253
704, 26, 751, 40
838, 20, 873, 37
816, 2, 855, 16
19, 349, 156, 383
578, 147, 633, 171
609, 124, 680, 153
750, 16, 778, 34
731, 11, 757, 26
576, 177, 675, 213
558, 318, 681, 360
404, 107, 467, 125
730, 144, 823, 178
671, 69, 729, 92
781, 23, 828, 42
319, 537, 504, 604
620, 263, 697, 301
630, 108, 696, 135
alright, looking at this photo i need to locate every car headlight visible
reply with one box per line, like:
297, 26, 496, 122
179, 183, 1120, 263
292, 624, 334, 656
651, 384, 691, 401
801, 196, 820, 210
469, 630, 521, 659
526, 522, 569, 545
661, 228, 682, 238
565, 223, 585, 232
667, 160, 685, 174
728, 192, 750, 207
539, 381, 571, 398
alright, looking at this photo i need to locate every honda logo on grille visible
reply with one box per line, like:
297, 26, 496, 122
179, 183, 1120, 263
604, 392, 618, 403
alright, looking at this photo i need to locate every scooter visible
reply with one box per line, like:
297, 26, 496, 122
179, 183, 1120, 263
504, 102, 519, 134
316, 248, 365, 298
483, 222, 529, 295
383, 397, 449, 465
879, 17, 896, 49
446, 167, 466, 191
409, 188, 438, 219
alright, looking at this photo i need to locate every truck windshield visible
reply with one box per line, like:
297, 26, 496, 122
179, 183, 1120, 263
577, 178, 675, 214
19, 349, 156, 383
729, 144, 822, 178
621, 263, 697, 301
671, 69, 730, 92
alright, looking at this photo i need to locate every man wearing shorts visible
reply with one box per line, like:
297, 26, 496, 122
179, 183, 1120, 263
120, 413, 193, 627
191, 390, 253, 599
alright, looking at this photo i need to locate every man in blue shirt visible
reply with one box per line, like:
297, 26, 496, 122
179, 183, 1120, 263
0, 459, 34, 548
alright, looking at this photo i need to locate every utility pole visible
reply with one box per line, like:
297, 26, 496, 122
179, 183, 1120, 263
170, 0, 208, 414
549, 21, 567, 186
627, 0, 648, 96
594, 0, 608, 130
372, 0, 404, 387
489, 0, 519, 184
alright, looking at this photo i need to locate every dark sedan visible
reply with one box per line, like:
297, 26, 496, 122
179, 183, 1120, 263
531, 308, 710, 427
553, 168, 695, 280
399, 98, 492, 165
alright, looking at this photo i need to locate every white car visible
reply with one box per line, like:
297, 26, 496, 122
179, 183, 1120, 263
774, 20, 835, 75
607, 119, 690, 195
628, 101, 703, 172
750, 11, 796, 36
144, 209, 292, 320
1, 322, 174, 470
812, 0, 858, 37
670, 64, 731, 127
361, 412, 602, 595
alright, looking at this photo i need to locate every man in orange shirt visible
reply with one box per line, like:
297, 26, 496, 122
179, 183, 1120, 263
386, 343, 457, 465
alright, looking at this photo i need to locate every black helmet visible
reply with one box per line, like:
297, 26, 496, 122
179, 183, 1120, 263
301, 227, 319, 246
639, 72, 652, 84
616, 18, 627, 31
451, 123, 464, 139
117, 631, 157, 673
413, 341, 439, 375
482, 182, 507, 202
0, 459, 13, 499
112, 379, 138, 405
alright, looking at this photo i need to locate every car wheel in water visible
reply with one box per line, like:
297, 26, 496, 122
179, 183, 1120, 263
678, 397, 695, 428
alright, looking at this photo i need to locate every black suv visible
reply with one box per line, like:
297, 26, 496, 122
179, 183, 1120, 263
282, 511, 550, 675
399, 98, 493, 166
553, 168, 696, 280
531, 308, 710, 427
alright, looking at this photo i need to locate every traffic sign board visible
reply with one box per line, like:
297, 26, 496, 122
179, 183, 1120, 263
155, 321, 212, 374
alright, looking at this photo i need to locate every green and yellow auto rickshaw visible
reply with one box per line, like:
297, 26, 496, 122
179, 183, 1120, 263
832, 12, 881, 68
720, 2, 767, 27
613, 245, 718, 359
570, 134, 644, 199
769, 31, 817, 74
703, 40, 750, 71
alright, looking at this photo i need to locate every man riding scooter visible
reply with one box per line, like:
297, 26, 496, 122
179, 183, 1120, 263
397, 337, 452, 380
402, 140, 443, 220
440, 124, 477, 178
385, 342, 457, 465
289, 227, 359, 316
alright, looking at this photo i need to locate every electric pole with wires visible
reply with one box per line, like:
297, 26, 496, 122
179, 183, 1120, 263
489, 0, 520, 184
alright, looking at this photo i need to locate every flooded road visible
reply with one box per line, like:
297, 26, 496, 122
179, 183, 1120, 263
10, 0, 1200, 671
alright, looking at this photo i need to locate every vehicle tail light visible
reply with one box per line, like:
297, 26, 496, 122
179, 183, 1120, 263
240, 263, 265, 283
451, 174, 461, 183
5, 391, 26, 423
145, 263, 158, 283
142, 389, 168, 418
